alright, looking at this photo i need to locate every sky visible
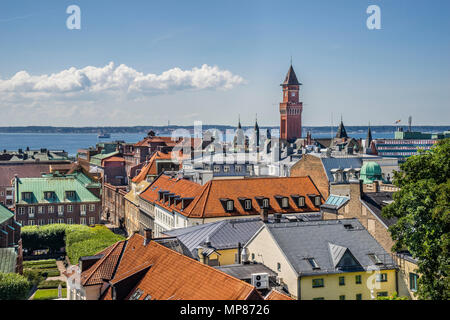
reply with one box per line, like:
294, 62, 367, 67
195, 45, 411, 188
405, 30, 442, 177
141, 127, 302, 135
0, 0, 449, 127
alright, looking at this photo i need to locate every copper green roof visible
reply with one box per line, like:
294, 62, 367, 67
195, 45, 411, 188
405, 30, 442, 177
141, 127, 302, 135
15, 173, 100, 204
0, 204, 14, 225
0, 248, 17, 273
89, 151, 119, 166
360, 161, 384, 184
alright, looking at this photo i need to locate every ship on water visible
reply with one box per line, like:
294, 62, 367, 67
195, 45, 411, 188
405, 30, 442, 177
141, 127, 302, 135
98, 132, 111, 139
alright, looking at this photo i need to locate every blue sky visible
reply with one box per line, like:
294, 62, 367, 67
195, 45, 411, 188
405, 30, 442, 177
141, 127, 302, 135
0, 0, 449, 126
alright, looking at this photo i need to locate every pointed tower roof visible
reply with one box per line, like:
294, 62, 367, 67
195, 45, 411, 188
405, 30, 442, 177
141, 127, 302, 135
366, 123, 373, 146
254, 114, 259, 130
237, 115, 242, 129
336, 117, 348, 139
281, 65, 301, 86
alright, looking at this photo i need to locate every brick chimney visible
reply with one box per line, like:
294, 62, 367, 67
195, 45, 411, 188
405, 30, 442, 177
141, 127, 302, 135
260, 208, 269, 223
144, 228, 153, 245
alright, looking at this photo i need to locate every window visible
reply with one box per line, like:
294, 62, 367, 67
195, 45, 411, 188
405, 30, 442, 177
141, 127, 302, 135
312, 278, 324, 288
251, 253, 255, 260
129, 289, 143, 300
277, 263, 281, 272
67, 218, 73, 224
48, 206, 54, 213
356, 294, 362, 300
18, 207, 25, 215
28, 220, 35, 226
28, 207, 35, 214
246, 165, 252, 173
58, 218, 64, 224
0, 191, 3, 196
81, 204, 86, 212
355, 275, 362, 284
89, 204, 95, 212
262, 198, 269, 208
235, 165, 242, 173
307, 258, 320, 270
67, 205, 73, 212
339, 276, 345, 286
226, 200, 234, 212
339, 295, 345, 300
368, 253, 383, 265
213, 166, 220, 173
44, 191, 54, 200
314, 196, 321, 206
38, 206, 44, 214
244, 199, 252, 210
58, 205, 64, 215
281, 197, 289, 208
376, 273, 387, 282
409, 273, 418, 292
48, 219, 54, 224
66, 191, 75, 198
89, 217, 95, 225
38, 219, 45, 226
23, 192, 32, 200
377, 292, 388, 297
80, 217, 86, 225
291, 92, 295, 97
223, 166, 230, 173
297, 196, 305, 207
143, 294, 152, 300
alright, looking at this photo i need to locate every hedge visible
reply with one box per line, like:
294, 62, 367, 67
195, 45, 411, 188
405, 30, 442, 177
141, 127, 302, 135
22, 224, 125, 265
38, 280, 66, 289
23, 262, 58, 270
23, 259, 56, 266
32, 288, 67, 300
65, 225, 124, 264
23, 268, 60, 278
0, 272, 31, 300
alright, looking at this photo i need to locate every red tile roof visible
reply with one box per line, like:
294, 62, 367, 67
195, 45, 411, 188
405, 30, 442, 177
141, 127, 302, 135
265, 289, 294, 300
100, 233, 262, 300
80, 241, 125, 286
103, 156, 125, 163
139, 175, 324, 218
131, 151, 184, 183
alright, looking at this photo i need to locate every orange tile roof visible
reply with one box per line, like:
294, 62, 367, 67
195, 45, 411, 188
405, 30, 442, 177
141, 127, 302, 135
265, 289, 294, 300
131, 151, 184, 183
139, 175, 324, 218
80, 241, 125, 286
101, 233, 262, 300
103, 156, 125, 162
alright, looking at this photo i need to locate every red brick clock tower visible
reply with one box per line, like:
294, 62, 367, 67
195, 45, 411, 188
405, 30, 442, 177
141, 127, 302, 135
279, 64, 303, 142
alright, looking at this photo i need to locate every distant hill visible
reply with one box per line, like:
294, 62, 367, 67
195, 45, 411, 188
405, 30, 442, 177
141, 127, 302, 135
0, 125, 448, 135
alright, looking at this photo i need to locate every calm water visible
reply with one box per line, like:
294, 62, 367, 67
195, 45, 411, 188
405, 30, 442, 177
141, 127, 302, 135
0, 131, 398, 157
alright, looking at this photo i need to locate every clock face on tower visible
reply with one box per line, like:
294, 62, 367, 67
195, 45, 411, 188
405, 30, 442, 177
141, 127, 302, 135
280, 65, 303, 142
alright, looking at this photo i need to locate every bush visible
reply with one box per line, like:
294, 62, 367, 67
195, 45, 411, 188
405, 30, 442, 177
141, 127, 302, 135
22, 224, 68, 252
38, 280, 66, 289
377, 292, 409, 300
32, 288, 67, 300
23, 263, 57, 270
0, 272, 31, 300
23, 268, 60, 279
23, 269, 44, 287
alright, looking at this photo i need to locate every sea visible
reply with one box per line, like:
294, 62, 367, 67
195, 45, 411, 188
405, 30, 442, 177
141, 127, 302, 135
0, 127, 447, 157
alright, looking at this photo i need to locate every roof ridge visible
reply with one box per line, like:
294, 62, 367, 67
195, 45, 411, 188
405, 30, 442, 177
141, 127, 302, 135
186, 180, 211, 217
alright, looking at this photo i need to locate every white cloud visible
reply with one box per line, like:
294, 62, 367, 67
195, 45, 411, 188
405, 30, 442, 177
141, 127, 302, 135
0, 62, 245, 99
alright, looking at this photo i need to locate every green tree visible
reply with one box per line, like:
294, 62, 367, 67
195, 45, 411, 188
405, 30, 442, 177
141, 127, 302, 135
0, 272, 31, 300
383, 138, 450, 300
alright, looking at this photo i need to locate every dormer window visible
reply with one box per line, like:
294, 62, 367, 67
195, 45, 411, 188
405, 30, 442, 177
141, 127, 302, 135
298, 196, 305, 207
44, 191, 54, 200
22, 192, 32, 200
66, 191, 76, 199
368, 253, 383, 265
281, 197, 289, 209
226, 200, 234, 212
262, 198, 269, 208
244, 199, 252, 210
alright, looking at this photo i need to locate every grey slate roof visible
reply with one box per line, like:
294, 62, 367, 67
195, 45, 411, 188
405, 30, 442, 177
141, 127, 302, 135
215, 263, 277, 280
0, 247, 17, 273
320, 157, 363, 181
163, 218, 264, 258
266, 218, 395, 276
361, 192, 397, 228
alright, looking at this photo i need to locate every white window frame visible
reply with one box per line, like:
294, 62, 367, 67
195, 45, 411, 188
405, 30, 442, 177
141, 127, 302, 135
48, 206, 54, 213
89, 204, 95, 212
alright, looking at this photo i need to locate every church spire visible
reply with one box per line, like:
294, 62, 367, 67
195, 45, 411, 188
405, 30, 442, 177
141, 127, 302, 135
281, 64, 301, 86
367, 122, 373, 146
336, 116, 348, 139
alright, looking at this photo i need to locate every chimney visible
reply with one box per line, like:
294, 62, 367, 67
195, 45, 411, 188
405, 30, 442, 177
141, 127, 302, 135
274, 213, 282, 223
237, 242, 242, 264
260, 208, 269, 223
144, 228, 153, 245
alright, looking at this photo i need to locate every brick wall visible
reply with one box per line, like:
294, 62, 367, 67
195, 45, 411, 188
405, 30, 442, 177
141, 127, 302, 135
290, 155, 329, 198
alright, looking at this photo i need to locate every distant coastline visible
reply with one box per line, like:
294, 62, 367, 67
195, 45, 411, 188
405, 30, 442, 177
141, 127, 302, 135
0, 125, 449, 135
